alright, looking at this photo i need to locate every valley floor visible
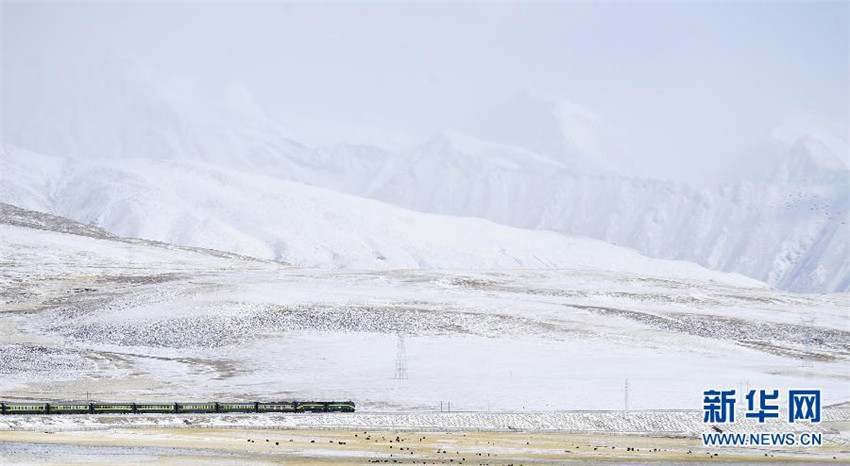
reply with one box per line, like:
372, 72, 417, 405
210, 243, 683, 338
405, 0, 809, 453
2, 261, 848, 411
2, 210, 850, 462
2, 424, 849, 464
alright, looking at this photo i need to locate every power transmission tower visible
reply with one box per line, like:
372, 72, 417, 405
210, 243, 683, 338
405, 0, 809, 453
624, 379, 629, 411
394, 332, 408, 380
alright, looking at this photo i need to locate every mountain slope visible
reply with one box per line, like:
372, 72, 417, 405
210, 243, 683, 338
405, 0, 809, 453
1, 206, 846, 411
462, 91, 618, 174
2, 59, 845, 292
0, 202, 275, 311
0, 144, 763, 287
365, 130, 850, 293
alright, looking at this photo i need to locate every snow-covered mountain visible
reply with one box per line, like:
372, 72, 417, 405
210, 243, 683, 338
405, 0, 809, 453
366, 129, 850, 293
461, 91, 619, 175
2, 59, 846, 291
0, 144, 764, 287
4, 57, 296, 164
1, 57, 407, 196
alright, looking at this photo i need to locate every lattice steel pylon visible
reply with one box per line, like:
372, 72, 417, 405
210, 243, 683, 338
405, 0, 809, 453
394, 332, 408, 380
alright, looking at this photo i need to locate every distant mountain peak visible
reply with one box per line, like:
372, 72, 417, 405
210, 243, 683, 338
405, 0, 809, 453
756, 116, 850, 185
419, 130, 566, 171
769, 114, 850, 171
463, 91, 617, 174
3, 56, 305, 166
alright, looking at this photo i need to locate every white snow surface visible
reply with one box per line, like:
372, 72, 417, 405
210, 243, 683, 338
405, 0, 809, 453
0, 144, 763, 287
2, 410, 848, 435
1, 212, 847, 413
2, 62, 847, 292
366, 130, 849, 293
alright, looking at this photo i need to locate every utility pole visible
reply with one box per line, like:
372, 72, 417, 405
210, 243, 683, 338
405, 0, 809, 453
394, 332, 408, 380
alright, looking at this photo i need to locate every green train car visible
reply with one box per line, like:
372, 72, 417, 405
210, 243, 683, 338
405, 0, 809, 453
50, 403, 91, 414
2, 403, 49, 415
134, 403, 174, 414
219, 402, 257, 413
93, 403, 134, 414
293, 401, 356, 412
0, 400, 355, 415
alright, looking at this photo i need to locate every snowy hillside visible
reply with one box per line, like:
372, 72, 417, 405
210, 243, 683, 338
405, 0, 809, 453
0, 145, 763, 287
1, 210, 847, 410
370, 134, 850, 293
2, 60, 847, 291
0, 204, 273, 312
356, 95, 850, 293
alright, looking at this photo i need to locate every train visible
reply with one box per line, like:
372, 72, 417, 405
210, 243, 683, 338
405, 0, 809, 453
0, 400, 355, 415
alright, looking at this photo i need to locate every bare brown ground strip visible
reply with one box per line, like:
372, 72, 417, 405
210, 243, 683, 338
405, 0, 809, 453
1, 428, 847, 464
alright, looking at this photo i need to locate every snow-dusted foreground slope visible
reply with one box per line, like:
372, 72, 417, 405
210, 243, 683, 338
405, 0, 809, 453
1, 208, 847, 411
0, 145, 762, 287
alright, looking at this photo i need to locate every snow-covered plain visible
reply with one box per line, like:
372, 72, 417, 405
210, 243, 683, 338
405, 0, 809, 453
2, 206, 847, 413
2, 409, 849, 435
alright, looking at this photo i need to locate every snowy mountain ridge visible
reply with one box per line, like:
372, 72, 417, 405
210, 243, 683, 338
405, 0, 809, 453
367, 137, 849, 293
0, 143, 767, 288
1, 59, 847, 291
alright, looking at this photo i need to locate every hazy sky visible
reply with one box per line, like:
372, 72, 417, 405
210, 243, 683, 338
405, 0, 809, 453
2, 1, 848, 184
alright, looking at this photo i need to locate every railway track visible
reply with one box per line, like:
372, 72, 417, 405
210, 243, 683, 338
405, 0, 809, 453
0, 400, 355, 415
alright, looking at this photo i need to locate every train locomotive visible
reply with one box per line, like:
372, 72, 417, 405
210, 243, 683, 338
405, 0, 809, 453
0, 400, 355, 415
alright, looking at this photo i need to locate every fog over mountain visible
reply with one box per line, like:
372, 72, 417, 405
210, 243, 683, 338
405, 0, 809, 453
1, 56, 847, 293
1, 2, 847, 292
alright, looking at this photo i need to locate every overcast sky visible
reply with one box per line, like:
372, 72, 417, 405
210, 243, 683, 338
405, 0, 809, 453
2, 1, 848, 184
